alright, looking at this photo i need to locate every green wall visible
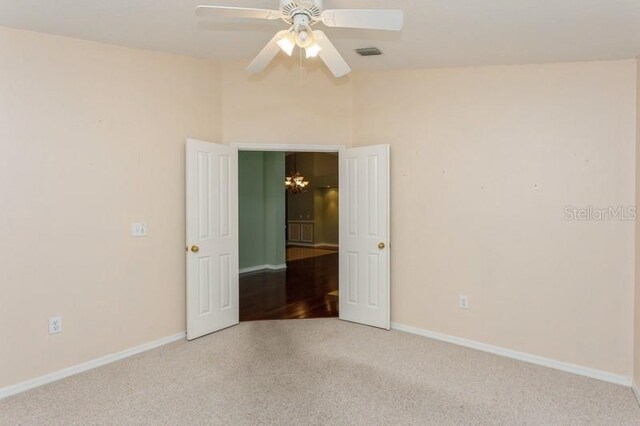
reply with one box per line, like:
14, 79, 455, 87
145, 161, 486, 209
239, 152, 266, 269
263, 152, 286, 266
238, 151, 285, 270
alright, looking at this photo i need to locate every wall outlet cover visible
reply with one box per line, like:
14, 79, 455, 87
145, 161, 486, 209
131, 223, 148, 237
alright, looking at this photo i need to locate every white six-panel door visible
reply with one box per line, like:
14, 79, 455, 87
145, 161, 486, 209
339, 145, 390, 330
186, 139, 239, 340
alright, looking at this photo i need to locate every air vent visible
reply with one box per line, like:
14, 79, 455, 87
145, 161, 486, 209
355, 47, 383, 57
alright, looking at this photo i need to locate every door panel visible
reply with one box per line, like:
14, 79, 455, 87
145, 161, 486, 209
339, 145, 390, 329
186, 139, 239, 340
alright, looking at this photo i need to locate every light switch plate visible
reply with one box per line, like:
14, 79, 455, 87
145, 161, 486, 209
131, 223, 148, 237
459, 295, 469, 309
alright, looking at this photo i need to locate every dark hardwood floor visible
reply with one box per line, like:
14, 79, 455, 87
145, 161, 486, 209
239, 253, 339, 321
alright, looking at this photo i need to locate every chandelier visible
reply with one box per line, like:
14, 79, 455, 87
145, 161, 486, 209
285, 171, 309, 194
285, 153, 309, 194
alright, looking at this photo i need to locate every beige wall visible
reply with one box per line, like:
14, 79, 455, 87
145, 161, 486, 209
0, 27, 353, 390
1, 24, 638, 389
353, 61, 637, 376
220, 60, 352, 146
635, 55, 640, 386
0, 26, 221, 388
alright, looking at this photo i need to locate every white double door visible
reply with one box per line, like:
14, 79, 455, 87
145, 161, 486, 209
185, 139, 390, 340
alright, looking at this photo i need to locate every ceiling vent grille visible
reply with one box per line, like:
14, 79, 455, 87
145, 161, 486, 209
355, 47, 383, 56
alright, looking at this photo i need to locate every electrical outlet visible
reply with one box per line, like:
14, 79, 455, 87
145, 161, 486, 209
459, 295, 469, 309
131, 223, 147, 237
49, 316, 62, 334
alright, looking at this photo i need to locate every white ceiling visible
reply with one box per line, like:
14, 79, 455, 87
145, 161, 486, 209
1, 0, 639, 71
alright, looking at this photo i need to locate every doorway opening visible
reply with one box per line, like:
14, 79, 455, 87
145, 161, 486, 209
238, 150, 339, 321
186, 139, 389, 340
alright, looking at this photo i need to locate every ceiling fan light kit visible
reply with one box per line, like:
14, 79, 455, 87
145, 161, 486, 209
195, 0, 404, 78
276, 34, 296, 56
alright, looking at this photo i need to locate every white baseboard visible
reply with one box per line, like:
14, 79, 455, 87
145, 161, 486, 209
391, 322, 631, 387
239, 264, 287, 274
0, 331, 186, 400
632, 381, 640, 406
318, 243, 339, 249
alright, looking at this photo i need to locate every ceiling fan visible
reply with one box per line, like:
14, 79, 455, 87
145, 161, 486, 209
195, 1, 404, 78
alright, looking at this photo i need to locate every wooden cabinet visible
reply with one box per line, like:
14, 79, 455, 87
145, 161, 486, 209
301, 223, 313, 243
288, 221, 314, 244
288, 222, 301, 242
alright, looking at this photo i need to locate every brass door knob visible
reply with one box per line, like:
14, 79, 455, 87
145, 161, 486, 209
378, 242, 385, 250
190, 245, 200, 253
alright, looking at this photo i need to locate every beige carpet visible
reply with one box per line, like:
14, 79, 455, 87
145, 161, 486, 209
286, 247, 337, 262
1, 319, 639, 425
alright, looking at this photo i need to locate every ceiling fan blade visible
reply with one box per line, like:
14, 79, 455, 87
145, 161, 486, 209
247, 31, 289, 73
313, 31, 351, 78
321, 9, 403, 31
195, 5, 281, 20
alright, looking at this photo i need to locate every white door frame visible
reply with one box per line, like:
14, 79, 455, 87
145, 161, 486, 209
234, 143, 345, 153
